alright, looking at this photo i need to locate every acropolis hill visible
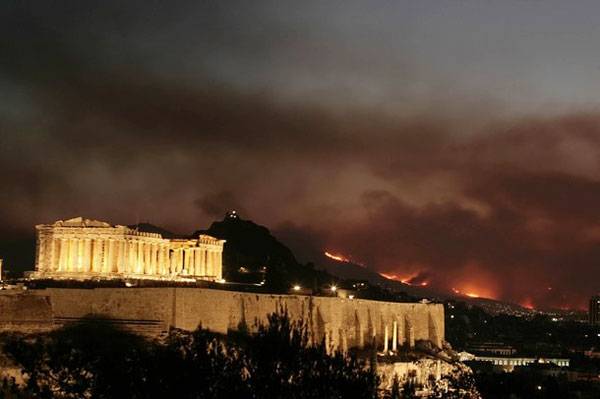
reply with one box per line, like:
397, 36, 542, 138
0, 216, 445, 353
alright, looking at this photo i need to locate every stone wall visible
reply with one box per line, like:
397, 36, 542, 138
0, 293, 54, 333
0, 288, 444, 350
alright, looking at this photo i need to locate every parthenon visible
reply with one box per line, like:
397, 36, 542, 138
30, 217, 225, 281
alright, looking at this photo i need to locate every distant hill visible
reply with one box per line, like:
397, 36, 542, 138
196, 213, 334, 291
315, 253, 538, 315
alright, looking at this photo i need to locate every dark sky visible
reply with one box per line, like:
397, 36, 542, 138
3, 1, 600, 309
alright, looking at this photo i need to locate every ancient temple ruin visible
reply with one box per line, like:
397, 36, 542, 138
30, 217, 225, 282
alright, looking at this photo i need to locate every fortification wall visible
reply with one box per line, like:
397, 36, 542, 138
0, 292, 54, 332
1, 288, 444, 350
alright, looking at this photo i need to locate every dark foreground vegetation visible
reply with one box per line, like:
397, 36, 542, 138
0, 312, 379, 399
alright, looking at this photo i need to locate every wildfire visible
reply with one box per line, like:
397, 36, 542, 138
379, 272, 399, 280
520, 298, 535, 310
380, 273, 429, 287
452, 287, 492, 299
324, 251, 350, 263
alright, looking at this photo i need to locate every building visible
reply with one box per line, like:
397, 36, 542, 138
466, 341, 517, 356
29, 217, 225, 282
589, 295, 600, 325
471, 356, 569, 369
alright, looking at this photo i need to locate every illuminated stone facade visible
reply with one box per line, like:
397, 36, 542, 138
31, 217, 225, 282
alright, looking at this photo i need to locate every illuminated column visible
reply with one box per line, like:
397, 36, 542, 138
58, 238, 67, 272
182, 249, 190, 275
178, 249, 184, 274
383, 324, 389, 352
136, 241, 143, 274
194, 249, 201, 276
156, 245, 162, 275
164, 246, 171, 275
215, 250, 222, 280
167, 249, 173, 274
37, 235, 47, 272
127, 241, 135, 273
64, 239, 70, 272
149, 244, 156, 275
392, 320, 398, 352
143, 242, 150, 274
102, 240, 110, 273
157, 245, 164, 275
117, 240, 126, 273
76, 238, 84, 272
199, 248, 206, 276
127, 240, 133, 273
68, 238, 78, 272
163, 245, 171, 275
206, 250, 213, 276
190, 249, 197, 275
48, 238, 57, 272
107, 239, 115, 273
171, 249, 177, 274
83, 238, 91, 272
397, 317, 404, 345
90, 239, 98, 272
157, 245, 162, 274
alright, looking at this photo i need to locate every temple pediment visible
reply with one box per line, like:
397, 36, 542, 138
53, 217, 112, 228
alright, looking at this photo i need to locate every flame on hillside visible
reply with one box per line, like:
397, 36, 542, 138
324, 251, 350, 263
452, 287, 495, 300
520, 298, 535, 310
379, 272, 428, 287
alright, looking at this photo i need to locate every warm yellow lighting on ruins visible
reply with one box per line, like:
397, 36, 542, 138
217, 279, 226, 284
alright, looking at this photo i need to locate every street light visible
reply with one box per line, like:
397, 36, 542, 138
293, 285, 301, 291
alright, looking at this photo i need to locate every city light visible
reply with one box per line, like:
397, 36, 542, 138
330, 285, 337, 292
293, 285, 301, 291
